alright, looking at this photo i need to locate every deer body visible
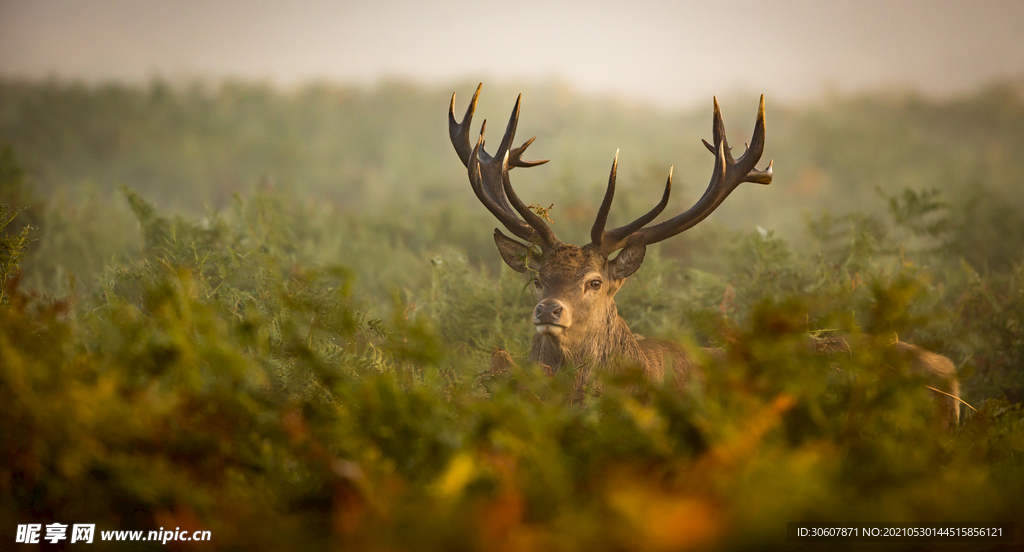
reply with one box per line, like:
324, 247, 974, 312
449, 84, 960, 428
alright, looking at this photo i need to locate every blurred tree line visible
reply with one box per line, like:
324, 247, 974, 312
2, 77, 1022, 268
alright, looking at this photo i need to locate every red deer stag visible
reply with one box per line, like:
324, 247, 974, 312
448, 84, 961, 428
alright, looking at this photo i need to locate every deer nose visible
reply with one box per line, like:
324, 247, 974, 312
534, 300, 565, 325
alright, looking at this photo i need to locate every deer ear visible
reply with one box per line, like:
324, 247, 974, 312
493, 229, 535, 273
609, 242, 646, 279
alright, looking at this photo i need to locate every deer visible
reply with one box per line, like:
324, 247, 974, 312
448, 84, 961, 429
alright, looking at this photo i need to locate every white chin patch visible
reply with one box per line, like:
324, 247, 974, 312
535, 324, 564, 336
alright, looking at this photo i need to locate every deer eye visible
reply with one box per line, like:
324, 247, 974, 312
532, 277, 541, 288
587, 279, 602, 291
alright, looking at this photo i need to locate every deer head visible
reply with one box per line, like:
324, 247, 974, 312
448, 84, 772, 359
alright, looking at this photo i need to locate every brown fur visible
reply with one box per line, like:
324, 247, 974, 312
900, 342, 961, 430
524, 244, 706, 392
812, 336, 961, 429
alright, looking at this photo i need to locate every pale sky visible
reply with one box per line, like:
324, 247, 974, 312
1, 0, 1022, 107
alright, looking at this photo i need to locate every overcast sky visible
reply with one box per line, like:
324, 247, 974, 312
1, 0, 1022, 107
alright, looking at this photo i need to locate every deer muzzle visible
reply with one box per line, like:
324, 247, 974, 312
534, 299, 570, 335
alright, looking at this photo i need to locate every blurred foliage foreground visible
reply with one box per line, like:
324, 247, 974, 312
2, 159, 1024, 549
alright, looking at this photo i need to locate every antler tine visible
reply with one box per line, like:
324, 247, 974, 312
449, 84, 481, 167
700, 97, 734, 163
736, 95, 766, 170
495, 95, 521, 162
509, 136, 549, 168
736, 96, 773, 184
712, 97, 732, 164
501, 95, 549, 168
747, 159, 773, 184
590, 149, 619, 245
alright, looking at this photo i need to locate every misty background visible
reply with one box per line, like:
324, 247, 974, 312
3, 0, 1024, 106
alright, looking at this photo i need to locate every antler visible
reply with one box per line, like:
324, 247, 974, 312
449, 84, 557, 246
589, 96, 773, 255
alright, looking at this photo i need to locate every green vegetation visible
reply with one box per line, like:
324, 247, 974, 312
1, 79, 1023, 549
